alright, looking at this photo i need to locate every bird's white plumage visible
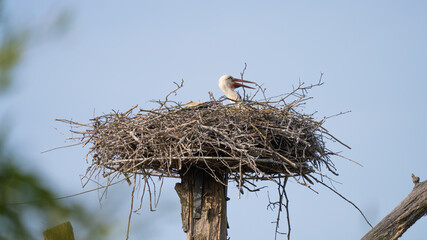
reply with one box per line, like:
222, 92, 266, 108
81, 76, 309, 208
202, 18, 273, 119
218, 74, 256, 102
218, 75, 240, 101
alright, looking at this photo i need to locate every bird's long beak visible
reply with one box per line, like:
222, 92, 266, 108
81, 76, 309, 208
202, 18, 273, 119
232, 78, 256, 89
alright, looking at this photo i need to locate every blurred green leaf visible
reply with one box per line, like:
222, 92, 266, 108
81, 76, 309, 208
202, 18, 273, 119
52, 10, 72, 36
43, 221, 75, 240
0, 34, 26, 92
0, 131, 111, 239
0, 1, 111, 239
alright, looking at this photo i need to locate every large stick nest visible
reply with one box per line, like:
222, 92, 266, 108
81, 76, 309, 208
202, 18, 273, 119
58, 79, 350, 188
55, 77, 372, 238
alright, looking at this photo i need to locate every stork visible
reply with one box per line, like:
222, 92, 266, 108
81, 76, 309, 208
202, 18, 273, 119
218, 75, 256, 102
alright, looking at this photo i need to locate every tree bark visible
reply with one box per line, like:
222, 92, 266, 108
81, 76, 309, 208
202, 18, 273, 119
175, 168, 228, 240
361, 176, 427, 240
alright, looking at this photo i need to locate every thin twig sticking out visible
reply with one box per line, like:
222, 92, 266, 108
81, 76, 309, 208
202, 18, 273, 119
267, 177, 291, 240
310, 176, 373, 228
240, 62, 248, 101
158, 79, 184, 108
126, 174, 137, 240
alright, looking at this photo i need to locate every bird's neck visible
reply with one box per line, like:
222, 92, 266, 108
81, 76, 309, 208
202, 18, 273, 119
225, 88, 241, 102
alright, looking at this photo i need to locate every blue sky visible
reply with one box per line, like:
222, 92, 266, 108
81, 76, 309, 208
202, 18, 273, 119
2, 1, 427, 239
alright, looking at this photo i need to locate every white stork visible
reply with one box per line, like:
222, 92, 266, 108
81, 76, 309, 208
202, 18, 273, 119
218, 75, 256, 102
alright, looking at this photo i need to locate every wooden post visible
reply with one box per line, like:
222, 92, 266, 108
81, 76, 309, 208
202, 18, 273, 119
175, 168, 228, 240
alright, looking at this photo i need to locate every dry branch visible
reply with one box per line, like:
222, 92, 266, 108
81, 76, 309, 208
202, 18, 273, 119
361, 175, 427, 240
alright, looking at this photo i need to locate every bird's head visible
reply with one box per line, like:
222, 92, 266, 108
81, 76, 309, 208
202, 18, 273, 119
218, 75, 256, 91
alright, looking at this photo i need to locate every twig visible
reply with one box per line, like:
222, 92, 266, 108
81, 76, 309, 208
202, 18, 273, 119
283, 178, 291, 240
126, 174, 137, 240
41, 142, 83, 154
7, 179, 126, 205
311, 176, 373, 228
240, 62, 248, 101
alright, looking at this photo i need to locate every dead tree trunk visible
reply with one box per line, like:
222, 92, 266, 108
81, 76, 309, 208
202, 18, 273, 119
361, 175, 427, 240
175, 168, 228, 240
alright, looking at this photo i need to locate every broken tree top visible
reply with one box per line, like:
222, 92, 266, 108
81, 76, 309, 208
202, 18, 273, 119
58, 81, 351, 187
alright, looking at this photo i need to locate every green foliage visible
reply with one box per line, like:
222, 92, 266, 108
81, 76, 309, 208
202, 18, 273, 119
0, 1, 111, 239
0, 35, 25, 91
0, 132, 65, 239
0, 131, 111, 239
43, 221, 76, 240
0, 0, 26, 91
